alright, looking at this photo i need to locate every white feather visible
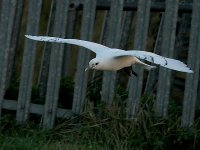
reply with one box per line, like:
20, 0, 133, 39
25, 35, 114, 57
113, 50, 193, 73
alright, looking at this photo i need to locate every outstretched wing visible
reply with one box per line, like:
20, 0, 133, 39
113, 50, 193, 73
25, 35, 113, 57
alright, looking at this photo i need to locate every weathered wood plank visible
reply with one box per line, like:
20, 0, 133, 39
144, 13, 164, 94
62, 6, 77, 77
72, 0, 97, 114
182, 0, 200, 127
0, 1, 2, 16
16, 0, 42, 123
43, 0, 69, 129
117, 11, 134, 85
96, 0, 192, 12
127, 0, 151, 118
120, 11, 134, 49
156, 0, 178, 117
38, 0, 56, 98
99, 11, 109, 44
197, 83, 200, 109
6, 0, 24, 89
3, 99, 73, 118
101, 0, 124, 105
0, 0, 17, 117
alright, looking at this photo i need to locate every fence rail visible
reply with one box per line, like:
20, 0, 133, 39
0, 0, 199, 129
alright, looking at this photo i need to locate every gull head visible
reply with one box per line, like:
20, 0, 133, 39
85, 58, 101, 71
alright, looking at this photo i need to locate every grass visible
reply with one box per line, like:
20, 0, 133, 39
0, 99, 200, 150
2, 78, 200, 149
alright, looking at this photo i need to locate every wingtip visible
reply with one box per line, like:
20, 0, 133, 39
182, 67, 194, 73
188, 69, 194, 73
25, 35, 32, 39
25, 35, 41, 41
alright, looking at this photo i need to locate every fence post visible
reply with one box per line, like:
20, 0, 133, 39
182, 0, 200, 127
72, 0, 96, 114
155, 0, 178, 117
120, 11, 134, 50
101, 0, 124, 105
127, 0, 151, 118
116, 10, 135, 85
0, 0, 17, 117
43, 0, 69, 129
6, 0, 24, 88
144, 13, 164, 94
62, 6, 77, 77
16, 0, 42, 123
38, 0, 56, 98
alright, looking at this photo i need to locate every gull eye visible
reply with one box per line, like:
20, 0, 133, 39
95, 62, 99, 65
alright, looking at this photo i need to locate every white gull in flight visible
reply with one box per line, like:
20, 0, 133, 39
25, 35, 193, 74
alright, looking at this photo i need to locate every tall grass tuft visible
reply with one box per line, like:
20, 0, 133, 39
47, 98, 200, 149
1, 85, 200, 149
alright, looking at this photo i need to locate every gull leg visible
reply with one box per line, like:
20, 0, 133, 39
131, 67, 138, 77
136, 58, 156, 70
122, 66, 138, 77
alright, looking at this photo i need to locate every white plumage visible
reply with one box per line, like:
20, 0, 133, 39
25, 35, 193, 73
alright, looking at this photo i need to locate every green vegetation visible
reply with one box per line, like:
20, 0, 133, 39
0, 98, 200, 150
1, 77, 199, 149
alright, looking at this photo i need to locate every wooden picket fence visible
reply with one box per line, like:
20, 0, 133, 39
0, 0, 199, 129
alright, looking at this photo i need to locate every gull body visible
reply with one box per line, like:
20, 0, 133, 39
25, 35, 193, 74
89, 56, 137, 71
88, 55, 154, 71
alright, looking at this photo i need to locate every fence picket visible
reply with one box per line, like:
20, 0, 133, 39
182, 0, 200, 127
127, 0, 151, 118
72, 0, 97, 114
0, 0, 17, 117
6, 0, 24, 88
43, 0, 69, 129
144, 13, 164, 94
16, 0, 42, 123
156, 0, 178, 117
61, 8, 76, 77
101, 0, 124, 105
120, 11, 134, 50
38, 0, 56, 98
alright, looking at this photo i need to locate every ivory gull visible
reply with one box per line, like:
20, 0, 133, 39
25, 35, 193, 74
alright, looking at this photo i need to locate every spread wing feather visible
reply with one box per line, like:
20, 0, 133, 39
113, 50, 193, 73
25, 35, 113, 57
